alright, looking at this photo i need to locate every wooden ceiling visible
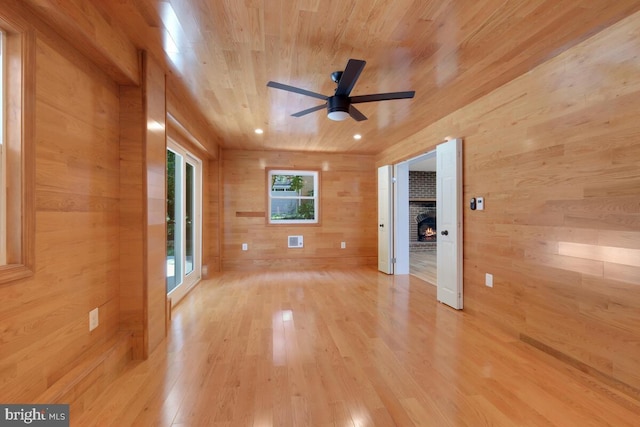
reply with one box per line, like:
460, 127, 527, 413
90, 1, 640, 154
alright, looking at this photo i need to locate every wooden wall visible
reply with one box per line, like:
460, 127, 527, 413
119, 83, 145, 359
0, 3, 123, 402
378, 12, 640, 394
143, 54, 168, 355
221, 150, 377, 271
0, 0, 220, 404
206, 156, 222, 274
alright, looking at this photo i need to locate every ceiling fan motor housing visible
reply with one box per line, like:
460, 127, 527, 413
327, 96, 350, 121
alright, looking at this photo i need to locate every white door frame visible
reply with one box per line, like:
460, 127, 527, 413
393, 150, 437, 276
391, 139, 463, 309
393, 162, 410, 274
166, 139, 202, 305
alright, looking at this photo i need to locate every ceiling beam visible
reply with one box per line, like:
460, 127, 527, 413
24, 0, 140, 85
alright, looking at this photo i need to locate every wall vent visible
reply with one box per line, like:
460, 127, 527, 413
288, 235, 304, 248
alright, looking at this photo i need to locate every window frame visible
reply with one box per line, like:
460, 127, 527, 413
267, 168, 320, 225
0, 12, 35, 285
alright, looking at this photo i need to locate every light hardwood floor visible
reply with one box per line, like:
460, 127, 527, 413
410, 250, 436, 286
76, 269, 640, 426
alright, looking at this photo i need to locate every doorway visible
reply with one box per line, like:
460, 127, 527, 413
166, 140, 202, 304
389, 138, 463, 309
407, 151, 438, 284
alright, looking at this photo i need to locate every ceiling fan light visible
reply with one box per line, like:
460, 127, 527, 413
327, 111, 350, 121
327, 96, 350, 121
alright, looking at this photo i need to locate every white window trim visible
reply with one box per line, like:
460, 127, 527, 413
268, 169, 319, 225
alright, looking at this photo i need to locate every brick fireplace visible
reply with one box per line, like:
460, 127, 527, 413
409, 171, 436, 252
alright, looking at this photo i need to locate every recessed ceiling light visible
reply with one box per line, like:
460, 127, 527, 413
353, 134, 362, 140
255, 128, 264, 134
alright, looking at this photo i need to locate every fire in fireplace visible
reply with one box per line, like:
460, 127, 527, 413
416, 212, 436, 242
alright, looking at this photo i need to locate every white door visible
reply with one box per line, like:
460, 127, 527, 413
167, 141, 202, 305
436, 138, 463, 309
378, 165, 393, 274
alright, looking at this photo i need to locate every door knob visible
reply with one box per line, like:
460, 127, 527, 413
441, 230, 448, 236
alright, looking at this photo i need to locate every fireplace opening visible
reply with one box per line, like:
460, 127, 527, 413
416, 212, 436, 242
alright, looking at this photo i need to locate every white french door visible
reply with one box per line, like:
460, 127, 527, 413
378, 165, 394, 274
436, 138, 463, 309
166, 141, 202, 304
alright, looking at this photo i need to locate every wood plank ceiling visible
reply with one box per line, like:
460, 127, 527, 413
90, 1, 640, 154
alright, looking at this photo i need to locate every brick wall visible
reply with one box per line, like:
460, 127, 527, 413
409, 171, 436, 246
409, 171, 436, 199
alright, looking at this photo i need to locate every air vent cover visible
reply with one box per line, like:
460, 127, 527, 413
288, 235, 304, 248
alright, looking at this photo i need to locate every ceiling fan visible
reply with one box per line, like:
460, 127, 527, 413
267, 59, 415, 122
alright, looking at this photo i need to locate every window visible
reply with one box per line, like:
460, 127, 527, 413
268, 169, 319, 224
0, 14, 35, 284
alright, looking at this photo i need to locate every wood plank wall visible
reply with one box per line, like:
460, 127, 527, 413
21, 0, 139, 85
118, 53, 169, 360
119, 82, 145, 358
166, 82, 220, 157
221, 150, 377, 271
143, 54, 168, 355
0, 3, 122, 401
378, 12, 640, 394
1, 0, 220, 403
206, 156, 221, 274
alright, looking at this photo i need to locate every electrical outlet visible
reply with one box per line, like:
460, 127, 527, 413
89, 308, 99, 331
242, 243, 248, 251
341, 241, 346, 249
485, 273, 493, 288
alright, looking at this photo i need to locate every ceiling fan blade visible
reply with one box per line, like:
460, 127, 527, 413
350, 91, 415, 104
291, 103, 328, 117
335, 59, 366, 96
267, 81, 328, 101
348, 105, 367, 121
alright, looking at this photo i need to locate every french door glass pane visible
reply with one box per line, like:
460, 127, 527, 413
185, 162, 194, 275
167, 150, 183, 293
167, 144, 201, 301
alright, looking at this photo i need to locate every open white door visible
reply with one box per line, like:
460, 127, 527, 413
436, 138, 463, 309
378, 165, 393, 274
393, 162, 409, 274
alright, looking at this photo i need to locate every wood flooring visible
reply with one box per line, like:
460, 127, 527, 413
75, 269, 640, 426
410, 250, 436, 286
